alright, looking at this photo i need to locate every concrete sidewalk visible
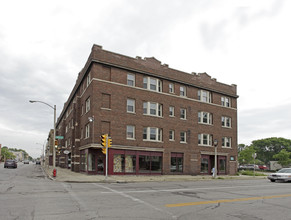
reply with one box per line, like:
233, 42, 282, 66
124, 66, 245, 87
42, 166, 267, 183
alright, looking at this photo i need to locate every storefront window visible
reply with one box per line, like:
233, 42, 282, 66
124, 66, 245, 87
201, 158, 209, 173
113, 154, 125, 173
80, 153, 87, 171
125, 155, 136, 173
151, 156, 162, 173
139, 155, 151, 173
88, 153, 96, 171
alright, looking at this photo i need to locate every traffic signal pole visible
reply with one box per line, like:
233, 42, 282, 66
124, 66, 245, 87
105, 134, 108, 180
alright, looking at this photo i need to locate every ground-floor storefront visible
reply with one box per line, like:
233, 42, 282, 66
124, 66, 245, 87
77, 147, 237, 176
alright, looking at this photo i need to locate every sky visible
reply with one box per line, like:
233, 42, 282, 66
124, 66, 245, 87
0, 0, 290, 158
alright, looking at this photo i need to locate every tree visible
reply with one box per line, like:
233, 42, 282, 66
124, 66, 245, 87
252, 137, 291, 164
238, 146, 256, 165
273, 149, 291, 167
1, 147, 16, 160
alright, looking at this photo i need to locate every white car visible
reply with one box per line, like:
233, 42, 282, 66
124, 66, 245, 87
268, 168, 291, 182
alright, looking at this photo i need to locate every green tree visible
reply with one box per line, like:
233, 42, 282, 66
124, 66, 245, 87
252, 137, 291, 164
273, 149, 291, 167
238, 146, 256, 165
1, 147, 16, 160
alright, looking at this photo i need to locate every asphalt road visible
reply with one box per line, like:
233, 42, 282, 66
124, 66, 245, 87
1, 163, 291, 220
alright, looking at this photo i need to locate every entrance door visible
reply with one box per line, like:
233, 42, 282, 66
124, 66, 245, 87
96, 154, 104, 175
201, 155, 210, 174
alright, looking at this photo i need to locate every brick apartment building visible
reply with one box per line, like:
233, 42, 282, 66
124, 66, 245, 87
54, 44, 238, 176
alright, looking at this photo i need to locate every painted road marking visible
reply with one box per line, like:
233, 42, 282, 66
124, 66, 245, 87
165, 194, 291, 207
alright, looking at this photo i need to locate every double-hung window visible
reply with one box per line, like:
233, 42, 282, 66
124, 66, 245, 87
126, 125, 135, 139
85, 124, 90, 139
221, 96, 231, 107
222, 137, 231, 147
180, 108, 186, 120
127, 73, 135, 86
143, 127, 162, 142
180, 86, 186, 96
221, 116, 231, 128
180, 132, 187, 143
85, 97, 90, 113
198, 90, 211, 103
143, 102, 162, 117
127, 99, 135, 113
198, 112, 213, 125
169, 83, 174, 93
198, 134, 213, 146
143, 77, 162, 92
169, 130, 175, 141
169, 106, 175, 117
86, 72, 91, 87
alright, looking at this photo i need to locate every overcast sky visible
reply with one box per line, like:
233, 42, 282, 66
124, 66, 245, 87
1, 0, 290, 158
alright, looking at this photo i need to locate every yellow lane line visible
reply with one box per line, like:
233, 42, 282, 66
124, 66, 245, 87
165, 194, 291, 207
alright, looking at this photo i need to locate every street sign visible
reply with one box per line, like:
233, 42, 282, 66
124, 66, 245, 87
56, 136, 64, 139
63, 150, 70, 155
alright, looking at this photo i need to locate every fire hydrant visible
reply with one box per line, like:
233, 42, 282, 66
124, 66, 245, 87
53, 169, 57, 177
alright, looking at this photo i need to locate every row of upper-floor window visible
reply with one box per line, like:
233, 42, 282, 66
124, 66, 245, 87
78, 122, 232, 148
127, 98, 232, 128
127, 73, 232, 107
126, 125, 232, 148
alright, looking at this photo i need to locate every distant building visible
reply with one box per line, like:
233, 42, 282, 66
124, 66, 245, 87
55, 44, 238, 175
11, 151, 24, 162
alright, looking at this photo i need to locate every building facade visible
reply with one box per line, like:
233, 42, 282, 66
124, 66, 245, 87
55, 44, 238, 175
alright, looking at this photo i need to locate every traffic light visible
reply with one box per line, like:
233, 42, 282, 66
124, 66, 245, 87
108, 138, 112, 148
102, 147, 106, 154
101, 134, 107, 147
55, 140, 58, 146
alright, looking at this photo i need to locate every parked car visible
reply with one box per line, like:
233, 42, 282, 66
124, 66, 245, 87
238, 164, 259, 170
36, 160, 41, 165
23, 160, 29, 164
259, 165, 268, 170
4, 159, 17, 169
268, 168, 291, 182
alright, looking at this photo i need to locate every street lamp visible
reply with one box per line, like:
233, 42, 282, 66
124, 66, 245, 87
213, 139, 218, 178
29, 100, 56, 170
88, 116, 95, 143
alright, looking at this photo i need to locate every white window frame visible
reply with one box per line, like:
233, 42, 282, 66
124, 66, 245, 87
169, 83, 174, 93
180, 108, 186, 120
169, 106, 175, 117
85, 124, 90, 139
127, 99, 135, 113
180, 86, 186, 97
222, 116, 231, 128
143, 127, 162, 142
169, 130, 175, 141
221, 96, 231, 107
180, 131, 187, 143
198, 111, 213, 125
198, 134, 213, 146
222, 137, 232, 148
127, 73, 135, 86
143, 102, 163, 117
143, 77, 162, 92
85, 97, 90, 113
86, 72, 91, 87
198, 90, 211, 103
126, 125, 135, 140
